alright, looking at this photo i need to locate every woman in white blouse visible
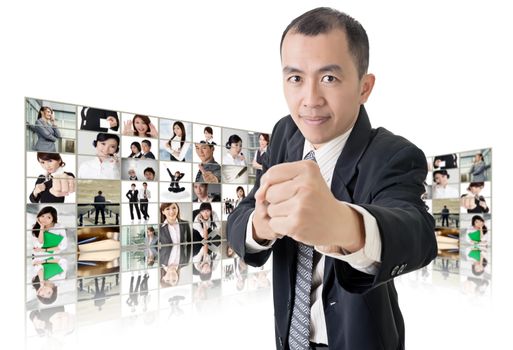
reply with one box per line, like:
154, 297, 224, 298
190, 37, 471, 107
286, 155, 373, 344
164, 121, 189, 161
31, 206, 68, 255
223, 134, 246, 166
78, 133, 120, 179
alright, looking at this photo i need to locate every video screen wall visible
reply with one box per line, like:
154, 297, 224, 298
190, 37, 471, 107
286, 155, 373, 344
424, 149, 492, 286
24, 97, 272, 328
24, 97, 493, 335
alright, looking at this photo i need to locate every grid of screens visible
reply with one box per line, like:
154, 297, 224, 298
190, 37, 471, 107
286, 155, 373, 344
424, 150, 492, 285
24, 97, 492, 335
24, 97, 272, 329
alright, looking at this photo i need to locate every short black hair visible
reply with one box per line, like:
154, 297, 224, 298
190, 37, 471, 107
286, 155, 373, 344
142, 139, 151, 148
280, 7, 369, 78
471, 215, 484, 226
144, 167, 155, 175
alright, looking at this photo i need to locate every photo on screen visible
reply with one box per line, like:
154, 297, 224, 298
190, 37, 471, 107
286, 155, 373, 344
192, 124, 221, 145
459, 148, 491, 183
121, 157, 158, 182
121, 224, 159, 247
192, 183, 221, 203
121, 136, 159, 160
26, 98, 77, 154
121, 113, 159, 139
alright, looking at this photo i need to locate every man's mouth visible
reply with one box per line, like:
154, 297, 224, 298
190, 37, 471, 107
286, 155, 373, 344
300, 115, 330, 126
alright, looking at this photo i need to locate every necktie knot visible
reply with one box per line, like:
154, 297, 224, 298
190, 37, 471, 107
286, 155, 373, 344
304, 150, 316, 162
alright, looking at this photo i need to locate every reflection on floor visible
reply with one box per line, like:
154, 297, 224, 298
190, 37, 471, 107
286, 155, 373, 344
26, 249, 491, 349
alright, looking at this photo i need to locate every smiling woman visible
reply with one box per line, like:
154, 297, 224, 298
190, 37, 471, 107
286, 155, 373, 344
78, 133, 120, 180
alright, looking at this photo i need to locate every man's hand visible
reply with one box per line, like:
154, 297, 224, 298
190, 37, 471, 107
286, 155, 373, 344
49, 174, 75, 198
259, 160, 364, 252
199, 164, 219, 183
252, 186, 283, 244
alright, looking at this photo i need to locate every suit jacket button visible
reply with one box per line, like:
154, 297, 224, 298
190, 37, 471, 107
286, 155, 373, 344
398, 263, 407, 274
391, 265, 399, 276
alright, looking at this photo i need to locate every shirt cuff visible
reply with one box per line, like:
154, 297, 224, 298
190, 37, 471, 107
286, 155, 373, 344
245, 210, 275, 253
315, 203, 382, 275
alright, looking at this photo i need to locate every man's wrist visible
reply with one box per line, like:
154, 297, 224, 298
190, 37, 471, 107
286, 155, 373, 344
252, 222, 270, 246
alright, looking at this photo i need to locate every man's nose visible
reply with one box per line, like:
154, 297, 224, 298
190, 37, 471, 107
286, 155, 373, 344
302, 81, 324, 108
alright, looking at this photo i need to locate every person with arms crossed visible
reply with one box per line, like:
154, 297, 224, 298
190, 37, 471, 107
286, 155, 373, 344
227, 8, 436, 350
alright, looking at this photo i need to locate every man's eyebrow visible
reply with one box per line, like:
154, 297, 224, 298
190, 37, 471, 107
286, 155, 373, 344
282, 65, 343, 75
318, 64, 343, 74
282, 66, 303, 75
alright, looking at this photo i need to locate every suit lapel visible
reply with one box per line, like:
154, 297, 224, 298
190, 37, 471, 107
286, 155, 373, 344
285, 127, 305, 163
330, 105, 373, 202
324, 105, 373, 287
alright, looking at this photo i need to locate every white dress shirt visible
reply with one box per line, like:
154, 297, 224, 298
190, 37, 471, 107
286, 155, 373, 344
140, 188, 151, 200
223, 152, 247, 166
244, 128, 382, 344
433, 184, 459, 199
78, 156, 120, 180
162, 219, 181, 244
164, 136, 190, 161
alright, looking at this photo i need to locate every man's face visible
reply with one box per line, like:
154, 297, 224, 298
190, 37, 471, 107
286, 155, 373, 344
281, 29, 374, 148
144, 171, 154, 180
194, 183, 207, 197
195, 144, 214, 162
141, 142, 150, 153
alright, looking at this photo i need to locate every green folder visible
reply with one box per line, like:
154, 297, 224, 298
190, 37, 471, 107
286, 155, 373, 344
41, 231, 64, 249
468, 249, 481, 262
43, 262, 64, 280
467, 230, 481, 243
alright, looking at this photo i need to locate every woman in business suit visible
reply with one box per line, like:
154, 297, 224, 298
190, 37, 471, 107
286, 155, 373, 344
128, 141, 142, 158
29, 152, 75, 203
31, 106, 61, 152
159, 244, 192, 287
159, 202, 192, 245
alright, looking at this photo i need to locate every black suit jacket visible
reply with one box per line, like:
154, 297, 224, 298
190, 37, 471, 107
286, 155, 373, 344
227, 106, 437, 350
126, 190, 139, 203
159, 219, 192, 245
94, 195, 106, 209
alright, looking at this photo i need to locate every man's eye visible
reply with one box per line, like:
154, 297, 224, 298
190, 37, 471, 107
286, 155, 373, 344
287, 76, 301, 83
321, 75, 337, 83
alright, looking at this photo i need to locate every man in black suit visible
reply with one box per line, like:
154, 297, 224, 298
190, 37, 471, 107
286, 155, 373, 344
141, 139, 156, 159
93, 191, 106, 225
227, 8, 436, 350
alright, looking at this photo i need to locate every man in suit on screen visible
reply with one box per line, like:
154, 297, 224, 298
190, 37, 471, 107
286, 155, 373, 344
227, 7, 437, 350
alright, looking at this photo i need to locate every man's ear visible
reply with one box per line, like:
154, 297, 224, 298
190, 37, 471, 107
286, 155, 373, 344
359, 73, 375, 104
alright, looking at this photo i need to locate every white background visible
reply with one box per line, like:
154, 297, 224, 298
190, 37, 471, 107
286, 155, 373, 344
4, 0, 513, 348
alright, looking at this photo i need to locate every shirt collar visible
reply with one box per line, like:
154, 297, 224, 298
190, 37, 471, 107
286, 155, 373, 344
302, 127, 353, 165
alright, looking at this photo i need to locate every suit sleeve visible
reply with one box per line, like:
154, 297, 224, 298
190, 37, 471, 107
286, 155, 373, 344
29, 176, 45, 203
333, 145, 437, 294
35, 121, 60, 142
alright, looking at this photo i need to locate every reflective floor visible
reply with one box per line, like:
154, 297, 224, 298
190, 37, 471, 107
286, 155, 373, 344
26, 251, 493, 349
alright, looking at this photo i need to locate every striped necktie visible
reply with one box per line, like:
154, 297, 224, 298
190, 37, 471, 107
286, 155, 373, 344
288, 150, 316, 350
